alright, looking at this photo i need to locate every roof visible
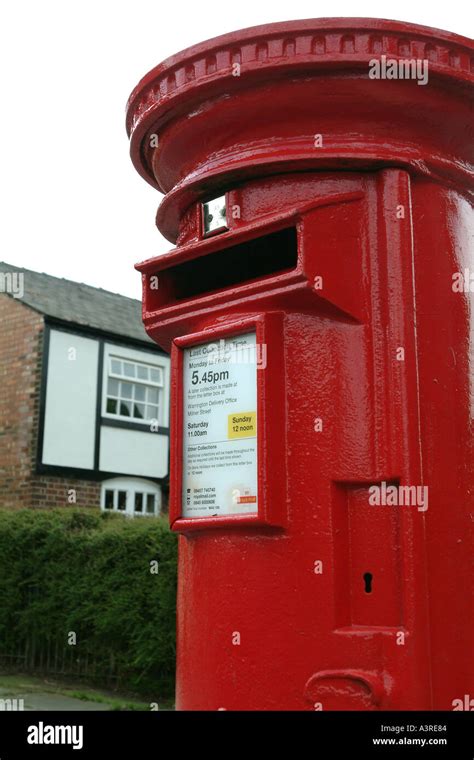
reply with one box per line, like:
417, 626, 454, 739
0, 261, 154, 345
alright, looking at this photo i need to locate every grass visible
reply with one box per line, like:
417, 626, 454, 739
68, 691, 150, 711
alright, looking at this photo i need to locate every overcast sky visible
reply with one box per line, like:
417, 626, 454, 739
1, 1, 472, 300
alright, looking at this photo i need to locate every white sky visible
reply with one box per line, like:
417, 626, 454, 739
1, 1, 472, 300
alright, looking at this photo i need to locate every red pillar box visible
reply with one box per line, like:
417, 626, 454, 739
126, 19, 473, 710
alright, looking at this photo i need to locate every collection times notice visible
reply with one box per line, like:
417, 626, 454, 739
182, 333, 258, 518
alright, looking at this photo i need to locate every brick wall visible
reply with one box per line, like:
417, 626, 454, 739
30, 476, 100, 509
0, 294, 101, 509
0, 294, 43, 508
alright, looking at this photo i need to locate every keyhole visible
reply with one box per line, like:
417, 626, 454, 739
363, 572, 373, 593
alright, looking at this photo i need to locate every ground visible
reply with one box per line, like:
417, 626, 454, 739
0, 674, 174, 711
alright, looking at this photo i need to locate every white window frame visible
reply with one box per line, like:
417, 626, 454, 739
100, 477, 162, 517
101, 345, 170, 429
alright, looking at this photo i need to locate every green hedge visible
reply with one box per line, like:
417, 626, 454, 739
0, 509, 177, 697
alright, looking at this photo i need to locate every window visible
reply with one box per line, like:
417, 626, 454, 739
134, 492, 158, 514
103, 489, 128, 511
101, 478, 162, 517
105, 357, 164, 424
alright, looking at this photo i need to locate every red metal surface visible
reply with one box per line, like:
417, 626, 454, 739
126, 19, 473, 710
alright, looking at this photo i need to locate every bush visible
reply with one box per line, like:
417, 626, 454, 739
0, 509, 177, 698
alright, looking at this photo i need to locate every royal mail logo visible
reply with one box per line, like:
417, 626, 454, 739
238, 495, 257, 504
232, 487, 257, 505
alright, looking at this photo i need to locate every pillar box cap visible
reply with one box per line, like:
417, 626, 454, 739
126, 18, 474, 242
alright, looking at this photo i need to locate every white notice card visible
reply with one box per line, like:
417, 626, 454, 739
182, 333, 258, 518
